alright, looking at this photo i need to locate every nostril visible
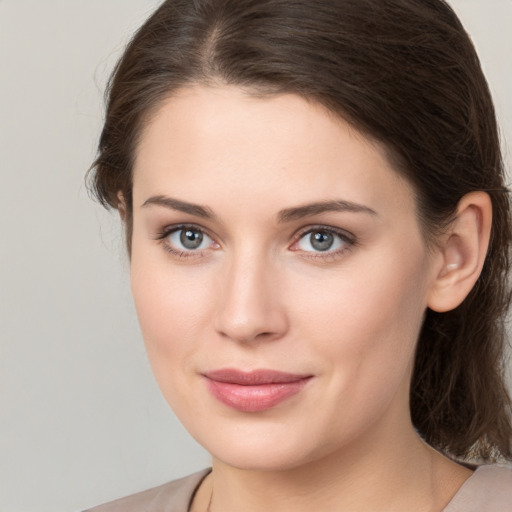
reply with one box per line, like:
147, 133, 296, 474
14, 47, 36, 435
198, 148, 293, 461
217, 324, 286, 344
256, 332, 273, 338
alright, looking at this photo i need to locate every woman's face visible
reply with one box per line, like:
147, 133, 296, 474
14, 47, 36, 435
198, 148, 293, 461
130, 85, 439, 470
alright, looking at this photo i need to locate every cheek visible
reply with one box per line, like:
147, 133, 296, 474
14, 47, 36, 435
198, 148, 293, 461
129, 248, 214, 386
291, 246, 429, 398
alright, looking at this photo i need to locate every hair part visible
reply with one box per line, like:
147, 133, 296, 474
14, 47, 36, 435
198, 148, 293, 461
88, 0, 512, 461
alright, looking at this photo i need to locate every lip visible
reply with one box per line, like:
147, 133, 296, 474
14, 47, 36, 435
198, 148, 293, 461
202, 369, 313, 412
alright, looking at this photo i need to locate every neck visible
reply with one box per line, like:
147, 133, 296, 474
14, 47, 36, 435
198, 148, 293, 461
195, 421, 471, 512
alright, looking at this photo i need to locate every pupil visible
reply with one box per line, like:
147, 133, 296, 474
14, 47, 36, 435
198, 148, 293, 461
311, 231, 333, 251
180, 229, 203, 249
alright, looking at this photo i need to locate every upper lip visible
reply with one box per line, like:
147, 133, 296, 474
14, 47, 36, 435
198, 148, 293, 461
203, 368, 312, 385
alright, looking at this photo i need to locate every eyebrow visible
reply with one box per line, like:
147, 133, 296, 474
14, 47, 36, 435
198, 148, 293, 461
277, 200, 377, 222
141, 195, 377, 222
141, 195, 216, 219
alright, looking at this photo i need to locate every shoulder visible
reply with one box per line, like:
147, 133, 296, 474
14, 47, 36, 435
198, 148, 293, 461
444, 465, 512, 512
83, 469, 211, 512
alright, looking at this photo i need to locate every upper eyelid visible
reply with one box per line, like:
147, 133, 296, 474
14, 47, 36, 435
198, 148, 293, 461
156, 223, 213, 240
290, 225, 358, 259
157, 225, 216, 257
293, 224, 356, 241
154, 223, 356, 247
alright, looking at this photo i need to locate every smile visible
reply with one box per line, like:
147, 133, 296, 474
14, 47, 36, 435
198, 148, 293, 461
202, 369, 313, 412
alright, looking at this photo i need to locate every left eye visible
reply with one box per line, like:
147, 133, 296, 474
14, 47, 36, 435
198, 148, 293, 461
295, 229, 348, 252
167, 227, 213, 251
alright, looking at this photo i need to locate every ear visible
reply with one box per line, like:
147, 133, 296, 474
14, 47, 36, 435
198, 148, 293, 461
427, 191, 492, 313
117, 191, 127, 221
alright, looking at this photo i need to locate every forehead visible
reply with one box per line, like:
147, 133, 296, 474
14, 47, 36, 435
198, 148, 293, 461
132, 85, 414, 220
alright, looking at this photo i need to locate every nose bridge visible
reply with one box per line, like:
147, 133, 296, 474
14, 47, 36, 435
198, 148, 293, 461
215, 245, 287, 343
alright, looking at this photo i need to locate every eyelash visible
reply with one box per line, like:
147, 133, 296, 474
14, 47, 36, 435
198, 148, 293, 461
154, 224, 357, 261
155, 224, 216, 259
291, 225, 357, 261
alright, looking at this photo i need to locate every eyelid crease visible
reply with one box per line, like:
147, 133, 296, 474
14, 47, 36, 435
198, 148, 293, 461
292, 224, 357, 245
288, 225, 359, 262
154, 223, 213, 241
155, 224, 218, 260
154, 223, 358, 263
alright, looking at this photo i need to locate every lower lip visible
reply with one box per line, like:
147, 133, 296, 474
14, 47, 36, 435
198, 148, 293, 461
204, 377, 312, 412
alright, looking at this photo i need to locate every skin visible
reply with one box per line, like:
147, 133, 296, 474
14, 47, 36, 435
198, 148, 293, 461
129, 85, 490, 511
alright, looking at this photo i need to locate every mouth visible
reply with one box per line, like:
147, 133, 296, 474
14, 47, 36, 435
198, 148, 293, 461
202, 369, 313, 412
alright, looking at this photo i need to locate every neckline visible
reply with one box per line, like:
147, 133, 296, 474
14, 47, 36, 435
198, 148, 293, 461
441, 465, 481, 511
188, 465, 499, 512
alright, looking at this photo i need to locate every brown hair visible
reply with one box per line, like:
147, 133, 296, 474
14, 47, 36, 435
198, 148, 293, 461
89, 0, 512, 461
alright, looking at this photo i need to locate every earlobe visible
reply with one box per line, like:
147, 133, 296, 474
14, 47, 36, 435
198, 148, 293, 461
427, 191, 492, 313
117, 191, 127, 221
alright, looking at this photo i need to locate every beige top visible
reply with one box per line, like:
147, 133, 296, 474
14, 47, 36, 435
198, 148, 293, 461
84, 465, 512, 512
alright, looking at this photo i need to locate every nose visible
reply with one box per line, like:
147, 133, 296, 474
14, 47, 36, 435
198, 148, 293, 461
214, 252, 289, 344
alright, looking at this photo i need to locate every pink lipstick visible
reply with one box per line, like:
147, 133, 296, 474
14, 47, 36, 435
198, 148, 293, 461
203, 369, 312, 412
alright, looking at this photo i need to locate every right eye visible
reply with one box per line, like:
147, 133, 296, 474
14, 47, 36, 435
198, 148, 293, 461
156, 225, 219, 258
168, 227, 213, 251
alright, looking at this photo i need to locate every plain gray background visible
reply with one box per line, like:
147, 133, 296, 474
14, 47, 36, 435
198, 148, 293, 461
0, 1, 511, 511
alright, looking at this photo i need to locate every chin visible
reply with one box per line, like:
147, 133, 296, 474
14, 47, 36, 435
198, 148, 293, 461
186, 418, 335, 472
212, 444, 317, 472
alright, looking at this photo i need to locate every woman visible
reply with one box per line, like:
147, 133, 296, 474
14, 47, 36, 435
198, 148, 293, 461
86, 0, 512, 510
